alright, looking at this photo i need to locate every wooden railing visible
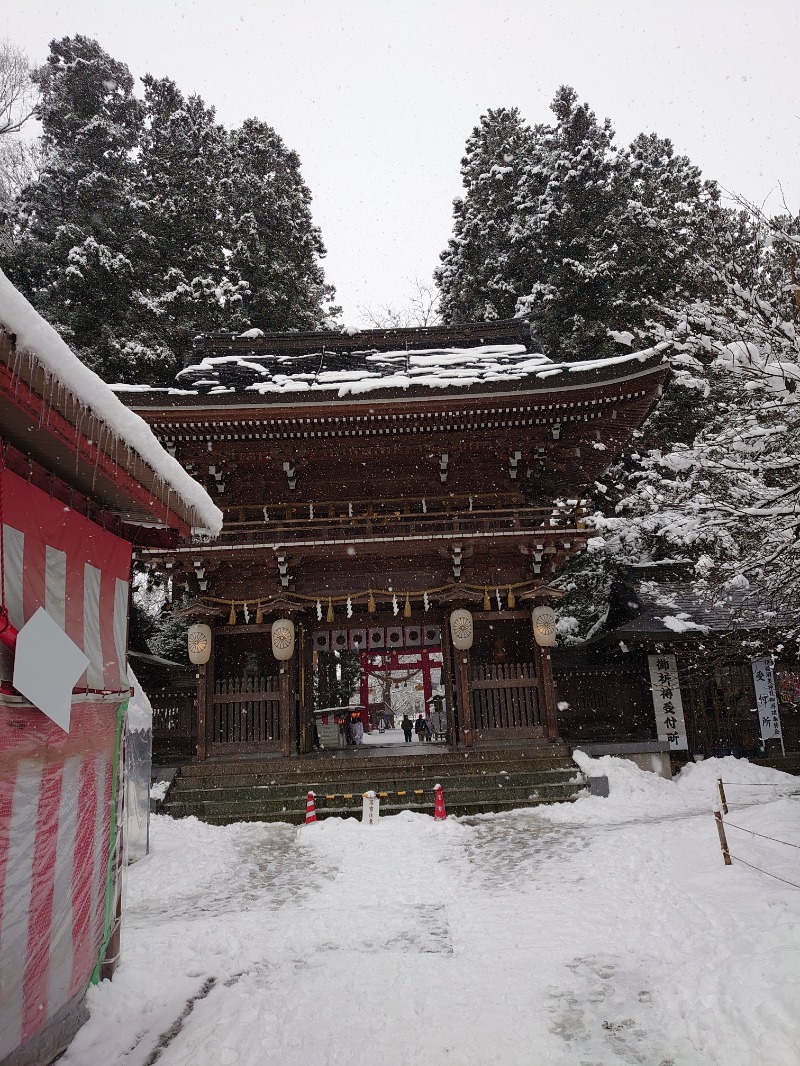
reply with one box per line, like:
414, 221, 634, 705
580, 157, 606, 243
211, 676, 282, 752
471, 662, 543, 736
212, 504, 588, 549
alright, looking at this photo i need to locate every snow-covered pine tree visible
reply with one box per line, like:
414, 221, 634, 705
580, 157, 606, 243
132, 75, 249, 380
435, 107, 537, 322
513, 86, 622, 360
1, 36, 145, 379
225, 118, 338, 331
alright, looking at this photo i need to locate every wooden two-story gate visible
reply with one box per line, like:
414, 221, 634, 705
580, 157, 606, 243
122, 320, 669, 760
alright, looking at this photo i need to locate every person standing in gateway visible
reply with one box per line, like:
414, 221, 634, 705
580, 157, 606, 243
401, 714, 413, 742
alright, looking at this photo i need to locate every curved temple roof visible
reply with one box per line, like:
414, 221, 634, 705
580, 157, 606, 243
118, 326, 671, 411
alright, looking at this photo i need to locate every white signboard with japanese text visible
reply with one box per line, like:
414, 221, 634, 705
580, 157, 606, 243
751, 657, 783, 743
648, 654, 688, 751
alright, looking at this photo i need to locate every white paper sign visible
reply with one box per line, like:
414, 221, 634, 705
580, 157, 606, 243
13, 608, 90, 733
751, 658, 783, 742
648, 654, 688, 751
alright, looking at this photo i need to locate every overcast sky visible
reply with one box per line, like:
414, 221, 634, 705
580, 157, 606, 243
8, 1, 800, 325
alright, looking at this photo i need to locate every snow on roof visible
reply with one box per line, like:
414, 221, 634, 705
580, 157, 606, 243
167, 341, 668, 399
0, 269, 222, 535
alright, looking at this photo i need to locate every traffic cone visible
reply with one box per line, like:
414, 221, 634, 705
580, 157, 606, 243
305, 791, 317, 825
433, 783, 447, 821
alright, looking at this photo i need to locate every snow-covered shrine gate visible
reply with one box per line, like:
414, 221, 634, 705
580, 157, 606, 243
125, 321, 670, 761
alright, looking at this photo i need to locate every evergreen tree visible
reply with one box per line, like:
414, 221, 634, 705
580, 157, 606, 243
514, 86, 621, 359
435, 107, 536, 322
226, 118, 338, 330
1, 36, 145, 379
132, 75, 248, 379
1, 37, 338, 385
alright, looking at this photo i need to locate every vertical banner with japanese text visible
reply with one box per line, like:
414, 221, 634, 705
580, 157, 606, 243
647, 654, 688, 751
751, 657, 783, 745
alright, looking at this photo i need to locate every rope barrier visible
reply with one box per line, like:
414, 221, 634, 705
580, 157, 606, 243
320, 788, 435, 801
721, 820, 800, 850
720, 781, 799, 787
727, 854, 800, 891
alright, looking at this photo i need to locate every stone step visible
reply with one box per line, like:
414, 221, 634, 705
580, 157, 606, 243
177, 744, 572, 779
169, 761, 577, 794
167, 768, 579, 804
163, 780, 582, 821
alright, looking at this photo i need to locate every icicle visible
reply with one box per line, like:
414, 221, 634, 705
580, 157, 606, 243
367, 589, 376, 613
309, 504, 314, 519
346, 597, 353, 619
423, 591, 430, 612
496, 588, 502, 610
348, 502, 353, 517
263, 507, 269, 522
244, 602, 250, 624
483, 588, 491, 612
421, 498, 427, 514
392, 594, 399, 617
403, 593, 412, 618
469, 496, 474, 511
256, 604, 264, 625
228, 603, 236, 625
508, 586, 516, 609
327, 598, 334, 623
316, 600, 323, 621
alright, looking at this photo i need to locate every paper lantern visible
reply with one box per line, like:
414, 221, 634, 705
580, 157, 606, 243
272, 618, 295, 661
531, 605, 557, 647
188, 623, 212, 665
449, 608, 474, 651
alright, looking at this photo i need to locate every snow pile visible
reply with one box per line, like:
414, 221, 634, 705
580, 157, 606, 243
0, 269, 222, 535
127, 668, 153, 732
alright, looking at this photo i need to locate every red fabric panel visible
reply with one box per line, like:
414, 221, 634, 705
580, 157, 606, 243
21, 534, 46, 622
69, 758, 97, 997
22, 762, 62, 1039
98, 569, 119, 694
3, 471, 130, 581
0, 769, 16, 939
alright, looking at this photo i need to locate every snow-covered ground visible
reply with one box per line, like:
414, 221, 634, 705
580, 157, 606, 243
62, 757, 800, 1066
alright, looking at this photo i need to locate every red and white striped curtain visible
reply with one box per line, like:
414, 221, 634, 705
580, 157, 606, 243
0, 468, 132, 1061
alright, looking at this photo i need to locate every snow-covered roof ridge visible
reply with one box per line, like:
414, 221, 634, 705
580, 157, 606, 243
165, 338, 670, 400
0, 269, 222, 536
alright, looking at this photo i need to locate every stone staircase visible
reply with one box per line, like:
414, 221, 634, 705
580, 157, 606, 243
159, 745, 586, 825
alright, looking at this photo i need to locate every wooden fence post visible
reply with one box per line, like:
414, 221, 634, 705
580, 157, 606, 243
714, 809, 732, 866
717, 778, 728, 815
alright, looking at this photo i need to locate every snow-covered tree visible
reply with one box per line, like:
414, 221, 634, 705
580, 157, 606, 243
226, 118, 338, 331
435, 107, 537, 322
1, 37, 337, 385
0, 36, 145, 378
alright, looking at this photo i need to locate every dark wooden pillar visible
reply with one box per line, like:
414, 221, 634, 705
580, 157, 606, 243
456, 648, 474, 747
298, 623, 314, 755
279, 662, 293, 756
534, 641, 559, 742
196, 661, 209, 760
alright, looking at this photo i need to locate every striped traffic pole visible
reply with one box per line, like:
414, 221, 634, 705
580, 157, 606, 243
305, 791, 317, 825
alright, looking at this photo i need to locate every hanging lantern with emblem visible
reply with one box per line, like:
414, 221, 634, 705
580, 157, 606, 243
531, 605, 557, 647
187, 623, 212, 665
271, 618, 295, 661
449, 608, 474, 650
